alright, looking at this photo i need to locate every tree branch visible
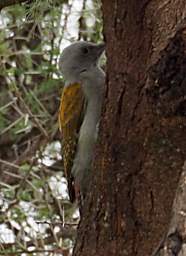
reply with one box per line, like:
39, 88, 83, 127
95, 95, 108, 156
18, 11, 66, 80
0, 227, 76, 250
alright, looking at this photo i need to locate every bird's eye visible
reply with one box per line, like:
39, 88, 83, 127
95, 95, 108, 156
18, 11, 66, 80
82, 47, 89, 54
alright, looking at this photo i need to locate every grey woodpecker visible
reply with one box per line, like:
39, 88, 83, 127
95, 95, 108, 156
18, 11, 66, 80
58, 41, 105, 202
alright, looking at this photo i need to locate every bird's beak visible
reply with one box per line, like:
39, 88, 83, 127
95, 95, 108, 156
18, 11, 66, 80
94, 43, 105, 59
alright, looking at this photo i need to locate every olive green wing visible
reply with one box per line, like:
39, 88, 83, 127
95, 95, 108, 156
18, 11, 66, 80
58, 83, 85, 202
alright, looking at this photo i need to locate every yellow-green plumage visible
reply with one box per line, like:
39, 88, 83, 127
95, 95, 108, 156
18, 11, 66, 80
59, 83, 84, 202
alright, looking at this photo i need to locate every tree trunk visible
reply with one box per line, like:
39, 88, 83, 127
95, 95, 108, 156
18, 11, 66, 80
152, 161, 186, 256
73, 1, 186, 255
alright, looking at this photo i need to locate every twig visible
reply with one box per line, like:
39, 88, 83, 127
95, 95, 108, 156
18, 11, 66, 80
56, 1, 73, 68
0, 159, 19, 169
16, 91, 49, 138
0, 50, 44, 57
78, 0, 87, 40
3, 171, 23, 180
0, 228, 76, 250
0, 248, 69, 255
0, 182, 14, 189
0, 116, 23, 135
0, 98, 17, 112
29, 89, 51, 118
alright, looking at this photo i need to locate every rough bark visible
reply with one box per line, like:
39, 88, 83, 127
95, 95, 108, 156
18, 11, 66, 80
152, 161, 186, 256
73, 0, 186, 256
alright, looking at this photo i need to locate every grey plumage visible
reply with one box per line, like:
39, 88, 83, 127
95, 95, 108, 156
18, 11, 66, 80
59, 41, 105, 200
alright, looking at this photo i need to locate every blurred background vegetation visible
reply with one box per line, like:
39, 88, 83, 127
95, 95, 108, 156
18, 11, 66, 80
0, 0, 102, 255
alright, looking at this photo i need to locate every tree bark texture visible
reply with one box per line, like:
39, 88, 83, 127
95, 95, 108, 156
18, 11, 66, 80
152, 161, 186, 256
73, 1, 186, 255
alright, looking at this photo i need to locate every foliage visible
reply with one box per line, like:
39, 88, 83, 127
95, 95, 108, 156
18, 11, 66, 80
0, 0, 102, 255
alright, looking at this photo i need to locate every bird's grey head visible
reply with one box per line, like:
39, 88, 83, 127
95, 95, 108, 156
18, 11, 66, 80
59, 41, 105, 83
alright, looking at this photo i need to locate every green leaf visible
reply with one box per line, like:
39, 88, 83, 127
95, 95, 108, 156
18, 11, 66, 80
18, 190, 32, 201
19, 163, 31, 173
38, 206, 53, 219
12, 207, 26, 221
32, 178, 45, 189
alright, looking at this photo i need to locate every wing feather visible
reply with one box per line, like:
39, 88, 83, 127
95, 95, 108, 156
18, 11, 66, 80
58, 83, 84, 202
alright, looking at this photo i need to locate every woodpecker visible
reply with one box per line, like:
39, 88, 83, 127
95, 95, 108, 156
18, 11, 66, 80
58, 41, 105, 202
